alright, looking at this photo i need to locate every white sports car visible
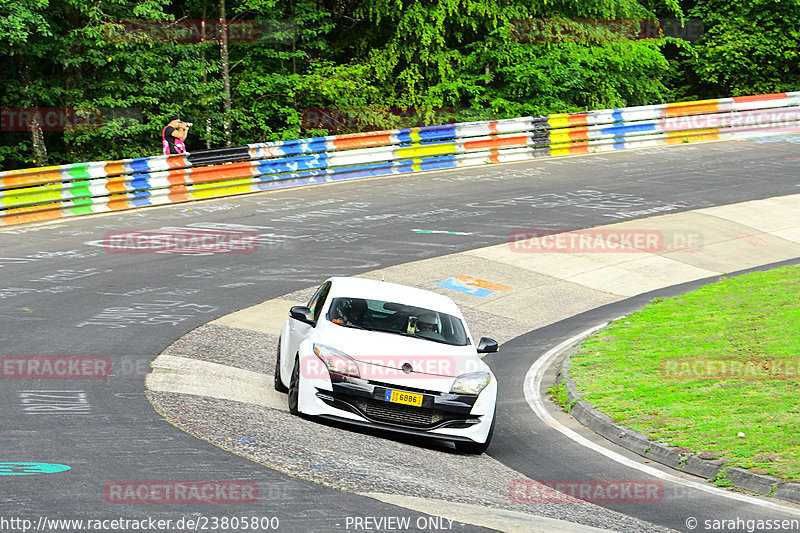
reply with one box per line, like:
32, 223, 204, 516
275, 277, 499, 453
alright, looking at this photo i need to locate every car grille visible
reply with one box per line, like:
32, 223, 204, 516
357, 399, 444, 427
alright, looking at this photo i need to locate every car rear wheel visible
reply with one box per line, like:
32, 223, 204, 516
454, 411, 495, 454
274, 337, 288, 392
288, 354, 301, 415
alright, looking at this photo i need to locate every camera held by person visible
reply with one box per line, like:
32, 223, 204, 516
162, 115, 190, 155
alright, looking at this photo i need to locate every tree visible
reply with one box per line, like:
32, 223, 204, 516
0, 0, 55, 166
673, 0, 800, 97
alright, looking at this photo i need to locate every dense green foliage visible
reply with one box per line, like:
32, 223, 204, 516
0, 0, 798, 169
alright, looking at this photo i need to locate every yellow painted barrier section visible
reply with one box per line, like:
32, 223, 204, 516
396, 143, 456, 159
665, 129, 721, 143
548, 115, 571, 129
0, 183, 64, 207
190, 178, 255, 199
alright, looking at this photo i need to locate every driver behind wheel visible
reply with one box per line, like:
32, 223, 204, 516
415, 313, 442, 337
413, 313, 446, 341
336, 298, 371, 327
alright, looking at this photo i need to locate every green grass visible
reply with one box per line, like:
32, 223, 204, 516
570, 264, 800, 480
549, 382, 571, 412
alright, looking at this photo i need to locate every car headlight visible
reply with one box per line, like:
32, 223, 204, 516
450, 371, 491, 395
313, 343, 360, 378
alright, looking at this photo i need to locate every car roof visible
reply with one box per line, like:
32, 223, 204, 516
326, 277, 463, 316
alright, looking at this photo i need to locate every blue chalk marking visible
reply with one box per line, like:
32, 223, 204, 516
0, 462, 71, 476
435, 278, 495, 298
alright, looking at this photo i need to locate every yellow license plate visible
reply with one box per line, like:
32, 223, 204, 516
385, 389, 423, 407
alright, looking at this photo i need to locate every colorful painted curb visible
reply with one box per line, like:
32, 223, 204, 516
1, 92, 798, 226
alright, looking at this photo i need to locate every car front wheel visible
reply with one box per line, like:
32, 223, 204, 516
274, 337, 288, 393
288, 354, 301, 415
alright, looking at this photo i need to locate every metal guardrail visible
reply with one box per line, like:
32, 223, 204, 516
1, 92, 799, 227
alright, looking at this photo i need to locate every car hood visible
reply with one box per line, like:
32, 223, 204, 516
313, 326, 487, 381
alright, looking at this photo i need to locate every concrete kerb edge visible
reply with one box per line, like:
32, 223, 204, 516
555, 348, 800, 503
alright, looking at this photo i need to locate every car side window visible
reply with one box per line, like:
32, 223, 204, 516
307, 284, 324, 311
308, 282, 331, 322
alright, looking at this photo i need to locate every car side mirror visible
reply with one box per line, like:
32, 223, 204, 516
477, 337, 499, 353
289, 306, 316, 327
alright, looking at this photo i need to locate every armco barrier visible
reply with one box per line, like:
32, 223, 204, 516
1, 92, 799, 227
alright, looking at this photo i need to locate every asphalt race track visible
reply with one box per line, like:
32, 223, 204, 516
2, 135, 800, 532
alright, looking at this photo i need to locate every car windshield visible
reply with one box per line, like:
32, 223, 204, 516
326, 297, 470, 346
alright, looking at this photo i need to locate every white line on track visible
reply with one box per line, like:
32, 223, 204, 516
524, 323, 800, 516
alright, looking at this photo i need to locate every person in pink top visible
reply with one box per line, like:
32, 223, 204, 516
162, 115, 191, 155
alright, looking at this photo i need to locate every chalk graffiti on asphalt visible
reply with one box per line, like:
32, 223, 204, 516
18, 390, 91, 414
76, 300, 218, 328
467, 190, 656, 210
0, 285, 81, 299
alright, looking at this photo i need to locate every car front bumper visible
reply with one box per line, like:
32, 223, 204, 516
297, 374, 496, 444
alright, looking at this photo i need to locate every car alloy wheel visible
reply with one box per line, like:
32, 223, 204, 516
288, 354, 300, 415
274, 336, 288, 393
